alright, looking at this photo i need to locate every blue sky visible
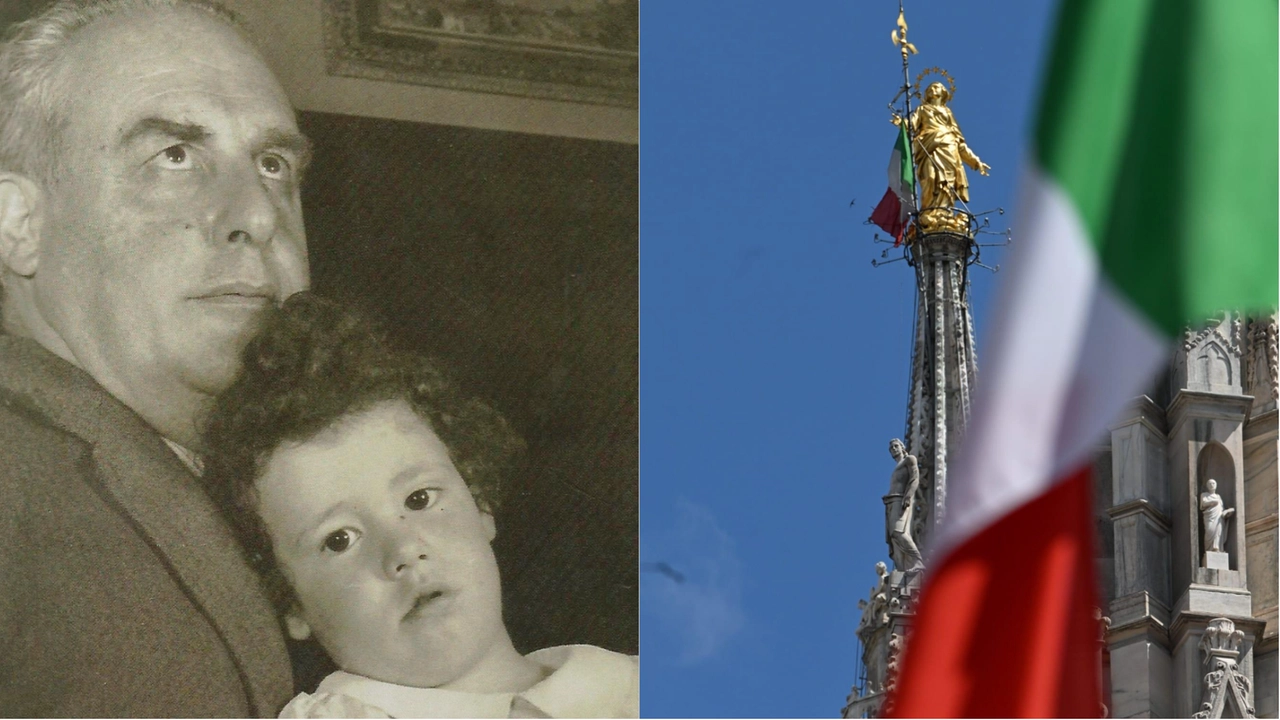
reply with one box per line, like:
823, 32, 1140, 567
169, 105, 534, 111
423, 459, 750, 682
639, 1, 1059, 716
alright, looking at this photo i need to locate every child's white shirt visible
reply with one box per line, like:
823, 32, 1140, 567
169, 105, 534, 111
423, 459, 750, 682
278, 644, 639, 718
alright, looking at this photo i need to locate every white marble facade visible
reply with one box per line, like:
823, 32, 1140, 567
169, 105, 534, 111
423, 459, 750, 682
1100, 311, 1277, 718
845, 296, 1277, 718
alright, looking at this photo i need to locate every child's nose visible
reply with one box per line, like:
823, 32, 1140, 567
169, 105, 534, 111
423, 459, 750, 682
383, 535, 430, 578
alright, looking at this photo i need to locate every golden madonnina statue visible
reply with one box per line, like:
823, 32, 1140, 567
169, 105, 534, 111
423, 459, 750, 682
894, 81, 990, 233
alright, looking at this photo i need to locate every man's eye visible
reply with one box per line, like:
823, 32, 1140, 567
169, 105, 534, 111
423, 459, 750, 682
259, 153, 289, 179
405, 489, 435, 511
157, 144, 191, 168
322, 529, 359, 553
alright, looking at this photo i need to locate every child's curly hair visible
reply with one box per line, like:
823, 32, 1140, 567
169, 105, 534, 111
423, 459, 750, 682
201, 291, 525, 617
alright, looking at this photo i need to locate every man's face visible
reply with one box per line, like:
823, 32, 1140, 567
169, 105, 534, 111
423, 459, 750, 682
889, 441, 904, 461
31, 7, 308, 417
257, 400, 510, 690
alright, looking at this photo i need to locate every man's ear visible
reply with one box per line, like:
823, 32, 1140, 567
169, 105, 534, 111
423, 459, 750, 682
0, 173, 42, 277
284, 606, 313, 641
482, 511, 496, 543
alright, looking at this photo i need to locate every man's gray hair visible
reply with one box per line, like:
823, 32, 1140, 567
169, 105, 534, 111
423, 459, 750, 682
0, 0, 247, 183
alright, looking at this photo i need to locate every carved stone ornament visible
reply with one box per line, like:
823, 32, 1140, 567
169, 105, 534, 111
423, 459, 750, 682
1183, 312, 1243, 357
1095, 609, 1112, 718
1267, 317, 1278, 398
867, 633, 904, 716
1192, 618, 1255, 718
852, 560, 894, 712
1246, 313, 1279, 401
857, 562, 892, 644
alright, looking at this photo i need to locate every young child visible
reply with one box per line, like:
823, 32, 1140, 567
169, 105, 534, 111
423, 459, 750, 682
202, 292, 638, 718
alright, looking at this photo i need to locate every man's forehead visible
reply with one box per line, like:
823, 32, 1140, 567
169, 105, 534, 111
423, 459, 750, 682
51, 11, 298, 147
66, 5, 241, 59
58, 5, 285, 105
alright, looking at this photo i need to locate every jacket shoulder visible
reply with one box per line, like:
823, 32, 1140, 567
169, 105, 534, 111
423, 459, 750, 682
0, 392, 93, 485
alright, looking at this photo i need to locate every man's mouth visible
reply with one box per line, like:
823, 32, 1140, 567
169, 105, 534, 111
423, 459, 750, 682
191, 282, 277, 306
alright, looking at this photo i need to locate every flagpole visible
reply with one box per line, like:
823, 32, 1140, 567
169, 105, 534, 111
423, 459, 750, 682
894, 0, 920, 218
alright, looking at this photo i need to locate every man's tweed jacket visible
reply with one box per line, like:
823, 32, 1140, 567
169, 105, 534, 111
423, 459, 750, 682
0, 337, 292, 717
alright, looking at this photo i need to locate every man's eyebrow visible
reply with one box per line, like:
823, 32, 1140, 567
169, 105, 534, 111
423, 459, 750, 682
118, 119, 313, 171
119, 117, 211, 147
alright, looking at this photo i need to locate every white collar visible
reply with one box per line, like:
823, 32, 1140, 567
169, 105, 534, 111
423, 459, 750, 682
314, 645, 638, 718
161, 437, 204, 476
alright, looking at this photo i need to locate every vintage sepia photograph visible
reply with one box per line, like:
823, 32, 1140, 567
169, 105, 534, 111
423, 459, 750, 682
0, 0, 636, 716
639, 1, 1275, 717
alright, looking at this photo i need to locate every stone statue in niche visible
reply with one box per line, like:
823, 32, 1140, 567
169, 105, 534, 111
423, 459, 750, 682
885, 439, 925, 573
1200, 478, 1235, 554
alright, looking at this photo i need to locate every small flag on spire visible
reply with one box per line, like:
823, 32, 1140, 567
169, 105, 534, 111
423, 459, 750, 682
869, 123, 915, 245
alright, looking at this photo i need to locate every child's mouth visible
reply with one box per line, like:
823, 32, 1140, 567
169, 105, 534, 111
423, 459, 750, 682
404, 589, 447, 621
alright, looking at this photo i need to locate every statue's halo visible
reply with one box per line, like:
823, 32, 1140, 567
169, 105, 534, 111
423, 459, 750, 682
914, 66, 957, 102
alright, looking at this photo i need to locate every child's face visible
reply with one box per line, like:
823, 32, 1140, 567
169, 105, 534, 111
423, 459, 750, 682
256, 399, 507, 689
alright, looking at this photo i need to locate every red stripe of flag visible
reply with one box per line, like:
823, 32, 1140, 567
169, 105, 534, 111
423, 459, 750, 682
886, 464, 1103, 717
870, 188, 907, 246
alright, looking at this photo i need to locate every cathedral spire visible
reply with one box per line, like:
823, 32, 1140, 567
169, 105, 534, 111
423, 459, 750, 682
890, 49, 992, 554
846, 6, 1003, 716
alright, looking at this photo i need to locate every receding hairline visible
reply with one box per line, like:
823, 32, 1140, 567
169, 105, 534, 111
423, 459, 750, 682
47, 2, 271, 91
38, 3, 302, 172
10, 0, 255, 47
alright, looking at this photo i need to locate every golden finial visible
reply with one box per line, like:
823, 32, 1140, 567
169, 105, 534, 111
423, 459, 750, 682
890, 6, 917, 60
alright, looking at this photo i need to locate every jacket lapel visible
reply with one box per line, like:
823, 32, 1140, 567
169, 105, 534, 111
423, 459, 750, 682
0, 337, 292, 716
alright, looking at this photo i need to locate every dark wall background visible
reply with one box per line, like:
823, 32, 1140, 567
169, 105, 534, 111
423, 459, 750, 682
298, 111, 638, 659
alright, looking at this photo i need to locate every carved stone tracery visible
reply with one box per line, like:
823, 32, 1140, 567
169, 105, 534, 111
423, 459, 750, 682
1245, 313, 1279, 404
1184, 313, 1244, 357
1191, 618, 1255, 719
883, 633, 904, 697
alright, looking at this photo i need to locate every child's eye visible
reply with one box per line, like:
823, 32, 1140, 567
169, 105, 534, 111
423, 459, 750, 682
322, 528, 360, 553
405, 488, 436, 511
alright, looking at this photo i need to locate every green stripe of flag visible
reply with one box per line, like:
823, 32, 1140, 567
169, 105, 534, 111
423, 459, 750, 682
1033, 0, 1277, 336
895, 121, 914, 199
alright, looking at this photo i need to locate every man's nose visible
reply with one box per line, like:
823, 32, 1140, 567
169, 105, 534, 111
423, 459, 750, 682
214, 162, 280, 246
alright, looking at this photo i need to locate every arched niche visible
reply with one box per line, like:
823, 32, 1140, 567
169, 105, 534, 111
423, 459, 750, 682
1195, 340, 1233, 389
1195, 442, 1237, 568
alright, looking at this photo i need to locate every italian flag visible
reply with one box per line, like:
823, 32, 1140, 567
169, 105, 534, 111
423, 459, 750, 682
869, 123, 915, 245
887, 0, 1277, 717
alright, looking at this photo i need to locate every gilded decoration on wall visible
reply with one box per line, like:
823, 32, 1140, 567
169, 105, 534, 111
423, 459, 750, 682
324, 0, 637, 107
